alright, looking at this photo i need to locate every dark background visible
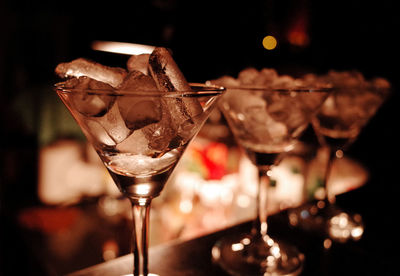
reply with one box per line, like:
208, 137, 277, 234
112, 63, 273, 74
1, 0, 399, 275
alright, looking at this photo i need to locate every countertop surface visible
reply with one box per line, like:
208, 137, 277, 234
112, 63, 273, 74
67, 187, 400, 276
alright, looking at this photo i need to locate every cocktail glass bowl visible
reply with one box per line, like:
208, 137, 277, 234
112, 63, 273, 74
55, 83, 225, 276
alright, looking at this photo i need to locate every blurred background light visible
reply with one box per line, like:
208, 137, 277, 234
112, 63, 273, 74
91, 41, 155, 55
262, 35, 278, 50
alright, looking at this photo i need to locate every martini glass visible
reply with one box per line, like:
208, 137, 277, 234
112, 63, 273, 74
306, 79, 390, 242
289, 72, 390, 242
212, 86, 330, 276
55, 82, 224, 276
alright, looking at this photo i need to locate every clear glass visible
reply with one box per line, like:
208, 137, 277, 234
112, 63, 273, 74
55, 83, 224, 276
212, 87, 330, 275
290, 84, 389, 242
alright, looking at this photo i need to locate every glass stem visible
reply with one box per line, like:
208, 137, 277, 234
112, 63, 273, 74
252, 167, 272, 239
323, 146, 337, 205
130, 197, 151, 276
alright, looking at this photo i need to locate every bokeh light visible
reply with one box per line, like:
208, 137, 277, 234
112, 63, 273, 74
262, 35, 277, 50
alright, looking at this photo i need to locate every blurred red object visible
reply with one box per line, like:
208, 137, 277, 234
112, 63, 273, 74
18, 207, 81, 234
191, 142, 229, 180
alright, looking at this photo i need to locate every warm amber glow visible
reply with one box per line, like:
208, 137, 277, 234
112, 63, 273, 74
323, 238, 332, 249
102, 239, 119, 261
231, 243, 244, 251
270, 244, 281, 258
241, 237, 251, 245
286, 11, 310, 47
262, 35, 277, 50
91, 41, 155, 55
329, 212, 364, 241
179, 199, 193, 213
136, 184, 152, 196
351, 227, 364, 239
287, 30, 309, 47
335, 149, 344, 158
317, 200, 326, 209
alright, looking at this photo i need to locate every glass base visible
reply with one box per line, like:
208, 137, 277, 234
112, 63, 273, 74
288, 201, 364, 242
212, 233, 304, 276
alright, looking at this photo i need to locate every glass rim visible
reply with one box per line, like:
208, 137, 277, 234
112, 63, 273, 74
223, 85, 333, 93
54, 81, 225, 97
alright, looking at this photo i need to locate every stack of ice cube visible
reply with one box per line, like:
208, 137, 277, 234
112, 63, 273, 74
310, 70, 391, 126
210, 67, 390, 143
55, 47, 202, 156
210, 67, 330, 145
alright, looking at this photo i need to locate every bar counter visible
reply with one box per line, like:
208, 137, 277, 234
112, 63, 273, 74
67, 186, 399, 276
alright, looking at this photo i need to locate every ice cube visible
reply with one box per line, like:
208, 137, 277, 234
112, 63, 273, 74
271, 75, 295, 89
116, 129, 153, 156
121, 99, 162, 131
149, 47, 202, 115
117, 71, 162, 131
237, 67, 279, 87
222, 88, 260, 112
221, 89, 287, 144
142, 106, 177, 152
82, 118, 116, 147
127, 54, 150, 75
208, 75, 240, 87
326, 70, 365, 88
63, 76, 112, 90
243, 94, 288, 142
148, 47, 203, 146
79, 104, 133, 146
64, 77, 115, 117
265, 92, 308, 137
148, 47, 191, 92
102, 104, 134, 143
118, 70, 158, 91
371, 77, 390, 90
139, 97, 201, 153
258, 68, 279, 86
61, 76, 132, 144
369, 77, 391, 103
301, 73, 332, 89
238, 67, 260, 85
55, 58, 127, 88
